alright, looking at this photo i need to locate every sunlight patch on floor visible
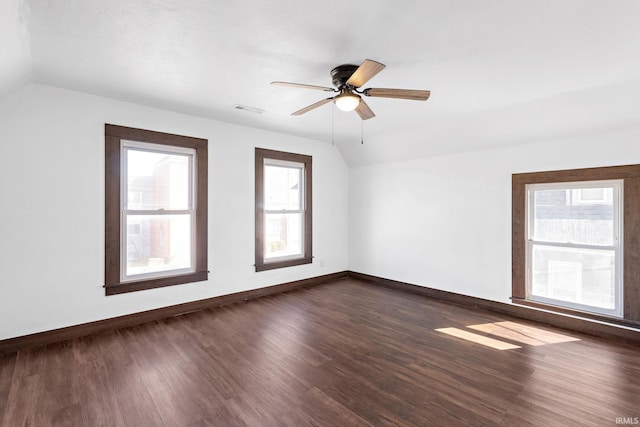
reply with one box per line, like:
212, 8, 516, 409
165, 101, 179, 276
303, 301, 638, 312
469, 321, 580, 345
435, 327, 521, 350
436, 321, 579, 350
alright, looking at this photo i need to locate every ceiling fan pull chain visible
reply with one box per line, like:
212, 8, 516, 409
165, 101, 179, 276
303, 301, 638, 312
331, 103, 335, 146
361, 119, 364, 144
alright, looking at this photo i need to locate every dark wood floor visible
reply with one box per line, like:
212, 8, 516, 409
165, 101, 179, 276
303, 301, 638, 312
1, 278, 639, 426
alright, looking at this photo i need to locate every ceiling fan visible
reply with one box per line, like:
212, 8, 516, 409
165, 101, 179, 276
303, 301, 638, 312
272, 59, 430, 120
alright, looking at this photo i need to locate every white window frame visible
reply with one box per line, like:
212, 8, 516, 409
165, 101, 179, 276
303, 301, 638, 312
263, 158, 305, 263
120, 140, 197, 282
525, 179, 624, 317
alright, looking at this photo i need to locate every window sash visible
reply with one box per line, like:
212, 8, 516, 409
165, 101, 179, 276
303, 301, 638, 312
527, 180, 621, 246
263, 160, 304, 212
263, 212, 304, 262
122, 140, 196, 211
527, 242, 621, 316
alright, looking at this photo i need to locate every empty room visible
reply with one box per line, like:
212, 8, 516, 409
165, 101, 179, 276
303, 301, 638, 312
1, 1, 639, 426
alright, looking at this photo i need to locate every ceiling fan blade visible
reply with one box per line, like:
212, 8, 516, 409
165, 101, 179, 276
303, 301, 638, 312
355, 99, 375, 120
363, 88, 431, 101
292, 98, 334, 116
271, 81, 336, 92
346, 59, 386, 88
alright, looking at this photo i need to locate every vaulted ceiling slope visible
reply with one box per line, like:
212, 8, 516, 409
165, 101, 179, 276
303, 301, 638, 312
1, 0, 31, 97
1, 0, 639, 166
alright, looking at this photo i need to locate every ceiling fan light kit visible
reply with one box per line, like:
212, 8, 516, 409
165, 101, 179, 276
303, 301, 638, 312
272, 59, 430, 120
334, 90, 361, 112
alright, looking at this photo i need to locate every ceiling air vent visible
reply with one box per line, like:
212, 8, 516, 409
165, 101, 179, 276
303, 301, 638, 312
233, 104, 264, 114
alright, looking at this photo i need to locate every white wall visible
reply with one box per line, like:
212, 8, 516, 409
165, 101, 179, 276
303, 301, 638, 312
0, 84, 349, 340
349, 128, 640, 303
0, 0, 31, 98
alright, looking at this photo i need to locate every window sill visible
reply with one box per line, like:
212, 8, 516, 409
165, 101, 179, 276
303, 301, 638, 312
106, 271, 208, 295
255, 257, 312, 272
511, 297, 640, 330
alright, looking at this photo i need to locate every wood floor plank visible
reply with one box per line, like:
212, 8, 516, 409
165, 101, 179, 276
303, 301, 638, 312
1, 278, 639, 426
278, 387, 375, 427
2, 372, 43, 426
77, 359, 126, 427
0, 355, 16, 426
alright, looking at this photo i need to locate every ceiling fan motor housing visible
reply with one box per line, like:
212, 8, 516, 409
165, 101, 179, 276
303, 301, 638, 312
331, 64, 359, 88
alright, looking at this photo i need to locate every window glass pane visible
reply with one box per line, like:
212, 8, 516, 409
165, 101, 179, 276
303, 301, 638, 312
531, 244, 615, 310
264, 165, 301, 211
125, 214, 192, 277
264, 213, 302, 259
576, 188, 606, 203
126, 149, 190, 210
532, 186, 614, 245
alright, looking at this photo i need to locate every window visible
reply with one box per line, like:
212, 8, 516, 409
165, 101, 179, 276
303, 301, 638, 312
105, 124, 208, 295
527, 180, 622, 317
255, 148, 312, 271
512, 165, 640, 326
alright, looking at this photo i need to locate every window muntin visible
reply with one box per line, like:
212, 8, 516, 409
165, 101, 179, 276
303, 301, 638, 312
255, 148, 312, 271
526, 180, 623, 317
105, 124, 208, 295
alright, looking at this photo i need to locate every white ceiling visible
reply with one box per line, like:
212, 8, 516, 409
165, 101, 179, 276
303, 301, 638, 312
2, 0, 640, 166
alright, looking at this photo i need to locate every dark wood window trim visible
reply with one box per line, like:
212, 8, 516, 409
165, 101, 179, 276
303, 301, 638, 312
255, 148, 312, 272
105, 124, 208, 295
512, 164, 640, 327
